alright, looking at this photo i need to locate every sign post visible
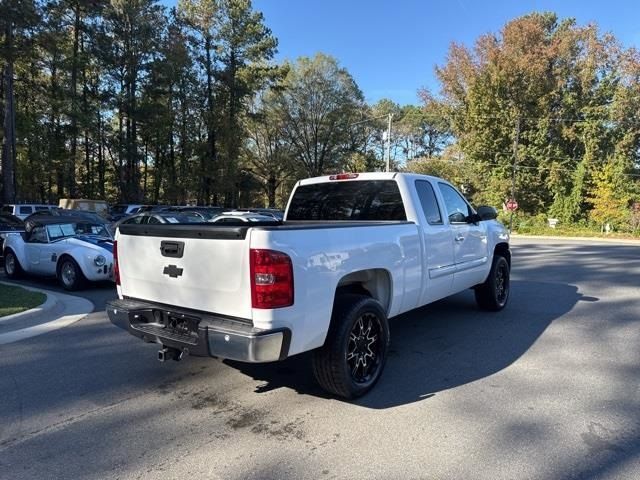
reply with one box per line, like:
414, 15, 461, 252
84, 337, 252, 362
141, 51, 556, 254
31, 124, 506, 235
506, 198, 518, 233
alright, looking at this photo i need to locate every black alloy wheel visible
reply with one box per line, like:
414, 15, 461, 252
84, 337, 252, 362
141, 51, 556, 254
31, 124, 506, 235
347, 312, 384, 384
312, 294, 390, 399
475, 254, 510, 311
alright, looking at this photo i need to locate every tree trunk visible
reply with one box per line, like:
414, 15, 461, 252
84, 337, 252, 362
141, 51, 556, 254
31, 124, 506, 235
1, 25, 17, 204
267, 175, 276, 208
81, 32, 91, 198
97, 110, 105, 198
69, 3, 81, 197
142, 140, 148, 199
203, 34, 216, 204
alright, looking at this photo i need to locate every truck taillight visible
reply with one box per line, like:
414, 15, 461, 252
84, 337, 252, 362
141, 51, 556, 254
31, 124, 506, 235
113, 240, 120, 286
250, 249, 293, 309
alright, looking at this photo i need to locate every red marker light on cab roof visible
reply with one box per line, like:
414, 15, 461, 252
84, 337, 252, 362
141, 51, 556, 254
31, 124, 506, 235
329, 173, 359, 180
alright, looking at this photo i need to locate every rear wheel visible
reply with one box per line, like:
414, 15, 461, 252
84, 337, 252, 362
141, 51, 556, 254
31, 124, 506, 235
4, 250, 24, 278
58, 257, 86, 291
475, 254, 510, 311
312, 294, 390, 399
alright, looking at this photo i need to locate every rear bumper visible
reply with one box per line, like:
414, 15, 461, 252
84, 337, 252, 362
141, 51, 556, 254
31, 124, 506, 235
107, 298, 290, 363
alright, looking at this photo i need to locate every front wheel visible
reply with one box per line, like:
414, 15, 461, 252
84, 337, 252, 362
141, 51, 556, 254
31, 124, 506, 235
4, 250, 24, 279
475, 254, 510, 311
312, 294, 390, 399
58, 257, 86, 291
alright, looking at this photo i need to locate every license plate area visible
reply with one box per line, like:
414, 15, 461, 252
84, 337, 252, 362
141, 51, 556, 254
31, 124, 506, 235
130, 308, 200, 344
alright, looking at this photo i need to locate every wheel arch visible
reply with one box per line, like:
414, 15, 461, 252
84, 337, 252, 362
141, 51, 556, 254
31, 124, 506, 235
494, 242, 511, 267
3, 246, 21, 266
333, 268, 392, 315
3, 236, 26, 262
56, 252, 89, 277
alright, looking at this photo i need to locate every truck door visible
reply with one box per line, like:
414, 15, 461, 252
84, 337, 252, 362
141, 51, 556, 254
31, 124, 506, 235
414, 180, 455, 304
437, 182, 489, 291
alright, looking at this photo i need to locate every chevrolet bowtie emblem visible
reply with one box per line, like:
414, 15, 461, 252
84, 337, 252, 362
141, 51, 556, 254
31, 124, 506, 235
163, 265, 184, 278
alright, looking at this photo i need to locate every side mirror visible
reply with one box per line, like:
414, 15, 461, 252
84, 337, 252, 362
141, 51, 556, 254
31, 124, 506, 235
476, 205, 498, 221
449, 212, 467, 223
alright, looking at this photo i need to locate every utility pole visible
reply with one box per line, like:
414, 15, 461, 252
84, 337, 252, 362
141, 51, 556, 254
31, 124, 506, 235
509, 116, 521, 232
385, 113, 393, 172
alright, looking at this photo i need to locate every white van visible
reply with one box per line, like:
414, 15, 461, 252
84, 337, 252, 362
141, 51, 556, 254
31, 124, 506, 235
1, 204, 57, 220
58, 198, 109, 215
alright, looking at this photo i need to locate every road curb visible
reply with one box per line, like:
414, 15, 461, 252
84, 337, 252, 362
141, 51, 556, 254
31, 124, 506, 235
0, 281, 94, 345
0, 282, 58, 324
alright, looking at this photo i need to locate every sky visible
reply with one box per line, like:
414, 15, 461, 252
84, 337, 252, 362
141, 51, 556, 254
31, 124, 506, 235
162, 0, 640, 106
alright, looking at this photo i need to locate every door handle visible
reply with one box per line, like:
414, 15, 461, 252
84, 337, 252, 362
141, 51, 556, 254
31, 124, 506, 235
455, 235, 465, 242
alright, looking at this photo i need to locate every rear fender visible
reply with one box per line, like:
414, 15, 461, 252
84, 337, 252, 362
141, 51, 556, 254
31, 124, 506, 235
3, 234, 27, 265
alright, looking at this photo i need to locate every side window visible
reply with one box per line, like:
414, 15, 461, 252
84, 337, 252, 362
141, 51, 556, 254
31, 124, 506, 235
20, 206, 33, 215
28, 226, 48, 243
147, 216, 161, 225
123, 216, 143, 225
415, 180, 443, 225
438, 183, 472, 223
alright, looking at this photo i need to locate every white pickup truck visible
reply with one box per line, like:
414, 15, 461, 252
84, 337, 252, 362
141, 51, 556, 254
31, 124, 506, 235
107, 172, 511, 398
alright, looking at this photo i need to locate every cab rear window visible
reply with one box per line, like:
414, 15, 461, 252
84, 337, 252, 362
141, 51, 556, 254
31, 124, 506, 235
287, 180, 406, 221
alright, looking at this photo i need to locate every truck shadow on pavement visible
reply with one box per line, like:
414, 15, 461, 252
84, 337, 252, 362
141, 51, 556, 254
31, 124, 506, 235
230, 280, 593, 408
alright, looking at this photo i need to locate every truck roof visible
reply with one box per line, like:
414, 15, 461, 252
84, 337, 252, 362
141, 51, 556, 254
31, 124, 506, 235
296, 171, 445, 186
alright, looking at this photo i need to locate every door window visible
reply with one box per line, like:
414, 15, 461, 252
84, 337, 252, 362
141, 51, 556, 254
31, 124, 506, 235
28, 226, 48, 243
20, 206, 33, 215
123, 216, 144, 225
415, 180, 443, 225
147, 216, 161, 225
438, 183, 472, 224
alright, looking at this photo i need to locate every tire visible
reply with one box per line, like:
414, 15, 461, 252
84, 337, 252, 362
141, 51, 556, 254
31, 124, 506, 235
57, 257, 86, 291
475, 254, 510, 311
4, 250, 24, 279
312, 294, 390, 399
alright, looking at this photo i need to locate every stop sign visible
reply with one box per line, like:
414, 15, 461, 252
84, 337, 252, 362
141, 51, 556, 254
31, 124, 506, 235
506, 199, 518, 211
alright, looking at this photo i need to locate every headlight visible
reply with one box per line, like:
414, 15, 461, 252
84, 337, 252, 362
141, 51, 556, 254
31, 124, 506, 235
94, 255, 107, 266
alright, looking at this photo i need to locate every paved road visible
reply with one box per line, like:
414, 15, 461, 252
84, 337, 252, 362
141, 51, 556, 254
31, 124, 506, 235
1, 238, 638, 480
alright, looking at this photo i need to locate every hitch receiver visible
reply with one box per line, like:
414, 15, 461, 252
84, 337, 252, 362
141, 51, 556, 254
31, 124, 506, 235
158, 347, 188, 362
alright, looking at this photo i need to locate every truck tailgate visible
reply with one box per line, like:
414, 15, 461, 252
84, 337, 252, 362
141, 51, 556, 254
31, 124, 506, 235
117, 225, 252, 319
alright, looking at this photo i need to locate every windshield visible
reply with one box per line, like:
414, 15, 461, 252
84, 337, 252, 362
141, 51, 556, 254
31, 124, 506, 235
46, 222, 111, 241
159, 214, 203, 223
110, 205, 127, 215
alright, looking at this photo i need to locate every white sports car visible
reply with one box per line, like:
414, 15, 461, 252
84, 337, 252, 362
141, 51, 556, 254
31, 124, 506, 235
3, 216, 115, 290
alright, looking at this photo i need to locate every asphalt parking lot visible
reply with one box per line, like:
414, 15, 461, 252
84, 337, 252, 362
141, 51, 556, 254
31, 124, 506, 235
0, 237, 638, 480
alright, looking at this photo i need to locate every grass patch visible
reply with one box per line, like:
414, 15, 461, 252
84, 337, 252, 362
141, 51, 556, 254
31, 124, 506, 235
513, 224, 640, 240
0, 284, 47, 318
